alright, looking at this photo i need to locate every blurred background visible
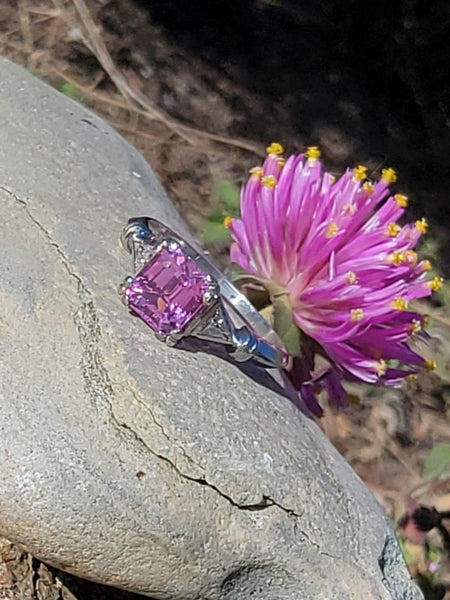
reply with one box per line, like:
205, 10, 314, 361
0, 1, 449, 598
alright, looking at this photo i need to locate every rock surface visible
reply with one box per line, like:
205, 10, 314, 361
0, 57, 423, 600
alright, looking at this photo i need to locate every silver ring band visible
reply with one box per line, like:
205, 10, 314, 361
119, 217, 288, 369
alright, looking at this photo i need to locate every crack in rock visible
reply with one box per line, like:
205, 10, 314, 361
73, 283, 116, 413
3, 187, 115, 414
1, 186, 84, 285
126, 386, 205, 473
293, 521, 335, 558
115, 416, 304, 519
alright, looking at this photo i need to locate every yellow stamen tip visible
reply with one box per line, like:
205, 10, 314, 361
423, 314, 430, 328
416, 218, 428, 234
388, 250, 405, 266
392, 296, 408, 310
376, 359, 387, 377
362, 181, 375, 195
261, 175, 277, 188
408, 374, 418, 380
224, 216, 234, 229
266, 142, 284, 155
404, 250, 418, 266
428, 276, 443, 292
350, 308, 364, 322
422, 260, 432, 271
277, 159, 286, 167
381, 167, 397, 183
249, 167, 264, 178
410, 319, 422, 334
305, 146, 321, 159
342, 203, 356, 216
386, 222, 401, 237
394, 193, 408, 207
347, 271, 357, 284
353, 165, 367, 181
424, 359, 437, 372
326, 222, 339, 238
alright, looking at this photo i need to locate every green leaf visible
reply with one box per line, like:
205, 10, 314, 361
207, 211, 226, 223
212, 180, 240, 211
423, 443, 450, 478
60, 82, 83, 103
271, 290, 301, 356
202, 221, 230, 245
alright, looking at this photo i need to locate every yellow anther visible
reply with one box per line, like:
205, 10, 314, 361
428, 276, 443, 292
376, 359, 387, 376
386, 222, 401, 237
381, 167, 397, 183
306, 146, 321, 159
392, 296, 409, 310
394, 193, 408, 207
347, 271, 357, 284
422, 260, 432, 271
408, 374, 418, 380
353, 165, 367, 181
249, 166, 264, 177
410, 319, 422, 334
342, 203, 356, 216
261, 175, 277, 188
326, 222, 339, 238
388, 250, 405, 266
266, 142, 284, 155
404, 250, 418, 266
224, 216, 234, 229
350, 308, 364, 322
277, 159, 286, 167
424, 359, 437, 372
415, 218, 428, 234
362, 181, 375, 195
423, 314, 430, 328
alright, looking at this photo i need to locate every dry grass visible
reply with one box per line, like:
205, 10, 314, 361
0, 0, 269, 234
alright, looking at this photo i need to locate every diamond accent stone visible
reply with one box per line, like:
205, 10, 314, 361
125, 246, 211, 335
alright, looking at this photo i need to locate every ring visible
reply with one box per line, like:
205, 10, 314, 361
119, 217, 288, 369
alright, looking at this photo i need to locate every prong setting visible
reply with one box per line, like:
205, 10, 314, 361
166, 332, 181, 347
202, 291, 214, 305
167, 239, 179, 252
118, 276, 134, 305
204, 275, 220, 303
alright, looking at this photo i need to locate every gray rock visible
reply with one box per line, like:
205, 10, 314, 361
0, 57, 422, 600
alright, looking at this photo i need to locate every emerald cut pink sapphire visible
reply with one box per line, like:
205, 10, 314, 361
125, 245, 212, 335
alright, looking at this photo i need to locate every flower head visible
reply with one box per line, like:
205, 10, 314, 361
227, 145, 437, 415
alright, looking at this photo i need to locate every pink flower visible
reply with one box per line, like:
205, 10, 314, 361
227, 143, 440, 416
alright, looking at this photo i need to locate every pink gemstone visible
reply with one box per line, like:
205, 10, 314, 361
125, 246, 211, 335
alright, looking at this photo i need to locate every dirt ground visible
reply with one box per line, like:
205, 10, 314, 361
0, 1, 449, 599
